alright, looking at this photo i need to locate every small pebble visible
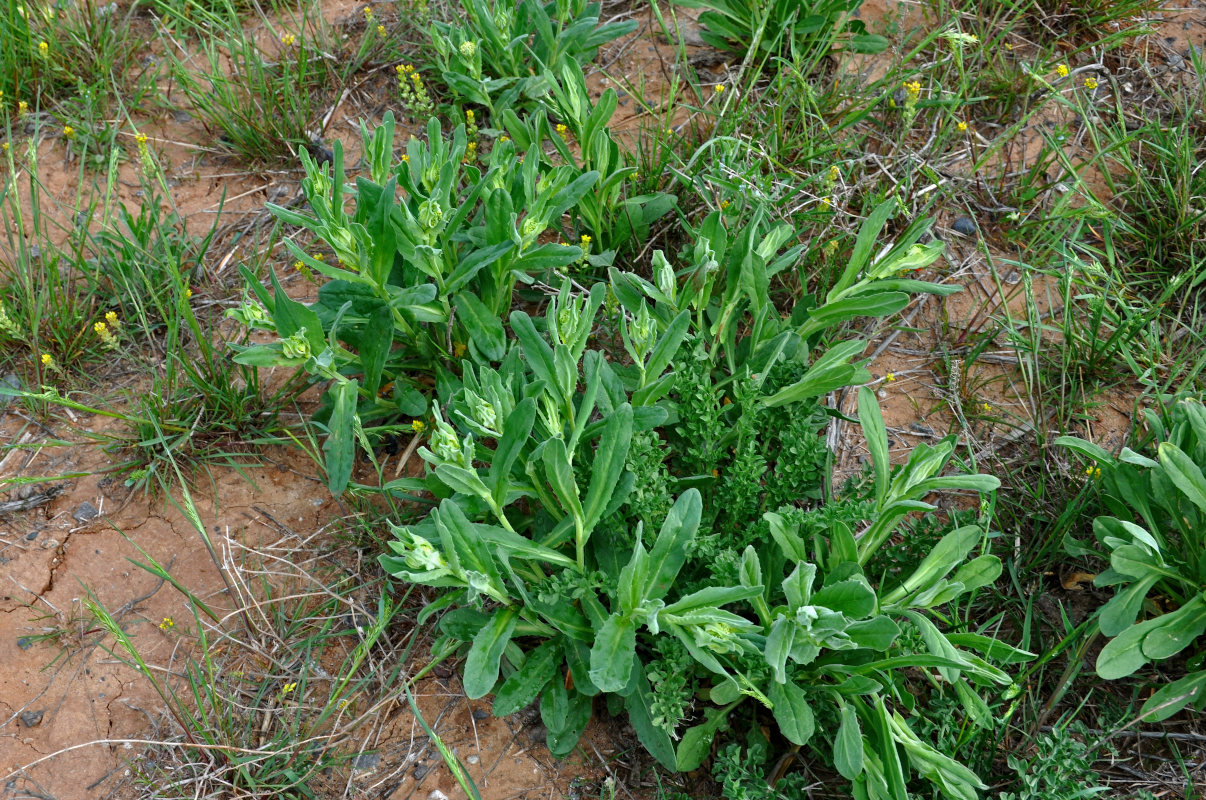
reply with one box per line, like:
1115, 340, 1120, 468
466, 755, 480, 765
952, 216, 977, 236
40, 538, 60, 550
25, 531, 38, 541
1004, 270, 1021, 285
19, 710, 44, 728
17, 637, 33, 650
73, 501, 99, 523
428, 791, 450, 800
877, 389, 888, 399
471, 709, 489, 721
351, 752, 380, 772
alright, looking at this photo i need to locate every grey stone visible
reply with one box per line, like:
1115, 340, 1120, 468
952, 216, 977, 236
428, 791, 450, 800
471, 708, 489, 721
466, 755, 480, 765
72, 501, 99, 523
351, 752, 380, 771
17, 637, 33, 650
19, 710, 44, 727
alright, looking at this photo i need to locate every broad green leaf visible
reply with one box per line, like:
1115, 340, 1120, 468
455, 292, 507, 361
1158, 442, 1206, 514
582, 404, 633, 532
858, 387, 890, 508
676, 704, 735, 772
324, 379, 358, 495
763, 339, 869, 407
814, 578, 877, 619
589, 615, 637, 692
765, 615, 795, 684
1098, 574, 1160, 637
835, 703, 864, 780
830, 199, 895, 300
543, 438, 583, 521
489, 398, 537, 505
767, 680, 815, 746
1140, 670, 1206, 722
643, 489, 703, 603
540, 680, 592, 757
463, 606, 519, 699
949, 555, 1002, 593
1143, 596, 1206, 661
623, 657, 677, 770
1096, 614, 1165, 679
493, 639, 560, 716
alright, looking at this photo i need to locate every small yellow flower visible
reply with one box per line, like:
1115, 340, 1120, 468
185, 286, 193, 299
281, 681, 298, 694
312, 253, 324, 262
721, 200, 730, 210
500, 135, 509, 143
281, 33, 295, 47
38, 41, 48, 57
411, 419, 426, 433
555, 123, 568, 137
453, 342, 467, 358
904, 80, 921, 99
828, 164, 840, 182
135, 132, 148, 146
1084, 76, 1098, 89
377, 24, 385, 35
1055, 63, 1069, 77
41, 353, 52, 366
981, 402, 992, 414
363, 5, 373, 19
820, 197, 832, 209
401, 153, 409, 162
159, 617, 174, 631
631, 172, 640, 181
580, 234, 592, 246
956, 120, 968, 132
886, 372, 895, 382
714, 83, 725, 93
18, 100, 29, 117
1086, 465, 1101, 479
63, 125, 74, 139
105, 310, 120, 329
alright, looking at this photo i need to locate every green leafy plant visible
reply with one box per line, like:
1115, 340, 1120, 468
499, 58, 677, 255
428, 0, 636, 113
1060, 398, 1206, 721
372, 202, 1021, 798
231, 113, 600, 493
669, 0, 887, 64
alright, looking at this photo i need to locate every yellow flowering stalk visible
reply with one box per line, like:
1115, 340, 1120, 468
134, 132, 156, 177
1084, 76, 1098, 89
377, 24, 385, 36
1055, 63, 1069, 78
159, 617, 175, 631
956, 120, 968, 132
40, 353, 61, 374
281, 33, 296, 47
38, 41, 48, 58
578, 234, 592, 265
63, 125, 75, 139
412, 419, 426, 433
396, 65, 433, 118
93, 321, 119, 350
0, 306, 18, 337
